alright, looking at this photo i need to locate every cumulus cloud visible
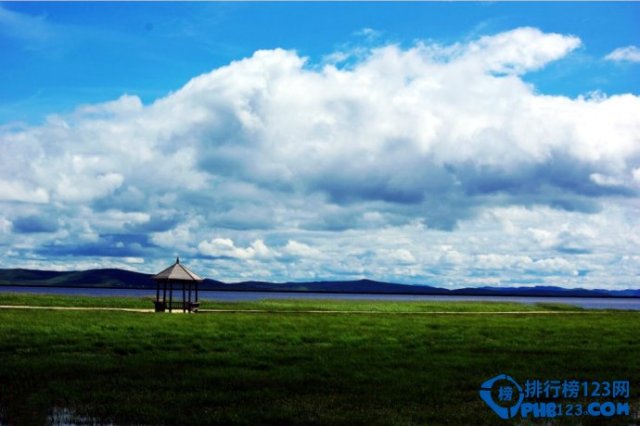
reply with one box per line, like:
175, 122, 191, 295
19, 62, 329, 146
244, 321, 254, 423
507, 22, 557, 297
379, 248, 415, 265
605, 45, 640, 63
198, 238, 322, 262
459, 27, 581, 75
282, 240, 322, 258
1, 27, 640, 288
473, 254, 576, 275
198, 238, 273, 260
0, 180, 49, 203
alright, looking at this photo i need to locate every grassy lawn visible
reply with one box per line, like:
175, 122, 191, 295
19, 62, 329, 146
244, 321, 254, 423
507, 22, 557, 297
0, 294, 638, 425
0, 292, 584, 312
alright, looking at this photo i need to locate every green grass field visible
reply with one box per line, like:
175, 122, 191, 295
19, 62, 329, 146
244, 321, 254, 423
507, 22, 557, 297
0, 294, 638, 425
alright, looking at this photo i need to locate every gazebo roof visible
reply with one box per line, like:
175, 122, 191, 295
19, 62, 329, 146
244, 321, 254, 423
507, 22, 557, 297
153, 258, 204, 281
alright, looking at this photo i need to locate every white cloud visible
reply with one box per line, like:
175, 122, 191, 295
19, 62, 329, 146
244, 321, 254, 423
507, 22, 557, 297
387, 249, 416, 265
151, 218, 200, 252
474, 254, 532, 270
589, 173, 624, 187
354, 27, 382, 41
473, 253, 575, 275
198, 238, 274, 260
1, 27, 640, 288
0, 216, 11, 234
282, 240, 321, 258
528, 228, 559, 250
460, 27, 581, 75
605, 45, 640, 63
533, 257, 576, 275
0, 180, 49, 203
55, 172, 124, 203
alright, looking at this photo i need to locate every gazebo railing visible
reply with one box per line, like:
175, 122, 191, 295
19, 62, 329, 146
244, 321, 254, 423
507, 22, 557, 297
154, 300, 200, 312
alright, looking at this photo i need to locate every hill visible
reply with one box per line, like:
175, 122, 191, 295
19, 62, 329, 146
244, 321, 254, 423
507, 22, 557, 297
0, 268, 154, 288
0, 268, 638, 297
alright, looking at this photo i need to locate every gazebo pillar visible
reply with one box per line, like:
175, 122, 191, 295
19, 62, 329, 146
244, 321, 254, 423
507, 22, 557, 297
168, 281, 173, 313
182, 283, 186, 313
188, 281, 192, 311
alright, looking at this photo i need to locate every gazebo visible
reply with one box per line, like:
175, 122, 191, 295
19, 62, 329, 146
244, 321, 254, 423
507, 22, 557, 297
152, 257, 204, 313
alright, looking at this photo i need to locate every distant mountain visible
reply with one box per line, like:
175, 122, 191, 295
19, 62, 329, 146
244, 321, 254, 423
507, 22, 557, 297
448, 285, 639, 298
203, 278, 452, 294
0, 268, 638, 298
0, 268, 155, 288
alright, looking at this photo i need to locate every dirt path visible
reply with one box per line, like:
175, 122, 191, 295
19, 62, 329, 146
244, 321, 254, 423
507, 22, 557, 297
0, 304, 154, 313
0, 304, 601, 315
198, 309, 598, 315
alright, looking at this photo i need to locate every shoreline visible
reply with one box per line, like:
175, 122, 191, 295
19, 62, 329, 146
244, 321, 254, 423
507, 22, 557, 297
1, 283, 639, 299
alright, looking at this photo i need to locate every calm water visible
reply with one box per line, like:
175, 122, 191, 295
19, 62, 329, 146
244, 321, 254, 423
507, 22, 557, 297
1, 285, 639, 310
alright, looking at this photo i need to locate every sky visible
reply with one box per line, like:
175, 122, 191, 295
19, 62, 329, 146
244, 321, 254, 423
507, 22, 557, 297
1, 2, 639, 289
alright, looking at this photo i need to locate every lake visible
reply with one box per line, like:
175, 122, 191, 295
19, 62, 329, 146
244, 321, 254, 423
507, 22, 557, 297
1, 285, 640, 310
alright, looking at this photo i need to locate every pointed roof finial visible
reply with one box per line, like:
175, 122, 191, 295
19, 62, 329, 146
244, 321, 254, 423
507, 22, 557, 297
153, 257, 203, 281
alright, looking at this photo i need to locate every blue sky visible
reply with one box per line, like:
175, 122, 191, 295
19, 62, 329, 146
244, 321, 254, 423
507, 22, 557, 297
1, 2, 640, 289
2, 2, 638, 123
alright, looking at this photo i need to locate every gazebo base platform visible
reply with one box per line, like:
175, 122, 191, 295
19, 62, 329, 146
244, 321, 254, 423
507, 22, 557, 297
154, 301, 200, 313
